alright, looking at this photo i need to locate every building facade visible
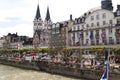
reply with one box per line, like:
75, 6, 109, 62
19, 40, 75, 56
33, 4, 52, 48
0, 33, 33, 49
49, 14, 74, 53
49, 0, 120, 55
68, 0, 120, 49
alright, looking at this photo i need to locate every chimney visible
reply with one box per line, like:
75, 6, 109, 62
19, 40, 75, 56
70, 14, 72, 21
117, 5, 120, 10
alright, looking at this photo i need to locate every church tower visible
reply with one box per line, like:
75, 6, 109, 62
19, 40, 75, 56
44, 6, 52, 29
33, 4, 52, 48
33, 4, 43, 48
43, 6, 52, 47
101, 0, 113, 11
33, 4, 43, 32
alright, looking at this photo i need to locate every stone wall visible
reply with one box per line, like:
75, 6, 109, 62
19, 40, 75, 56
0, 59, 120, 80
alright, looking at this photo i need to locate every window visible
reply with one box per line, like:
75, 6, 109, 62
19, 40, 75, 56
56, 28, 60, 34
102, 13, 106, 19
73, 26, 76, 31
109, 37, 114, 44
109, 28, 112, 34
96, 39, 99, 45
109, 20, 113, 25
86, 39, 89, 45
78, 19, 81, 23
34, 23, 36, 26
82, 17, 85, 22
75, 20, 77, 24
77, 26, 80, 30
91, 16, 94, 20
82, 25, 84, 29
96, 30, 99, 35
86, 24, 89, 27
116, 37, 120, 44
97, 22, 100, 26
38, 23, 42, 26
102, 38, 107, 45
86, 31, 88, 35
96, 14, 99, 20
117, 19, 120, 24
91, 40, 95, 45
103, 21, 106, 25
95, 30, 99, 38
117, 10, 120, 16
102, 29, 106, 32
91, 23, 94, 27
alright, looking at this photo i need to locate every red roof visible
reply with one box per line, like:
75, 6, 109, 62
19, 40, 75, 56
29, 53, 37, 56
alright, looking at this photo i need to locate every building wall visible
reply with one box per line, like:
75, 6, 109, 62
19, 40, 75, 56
0, 39, 5, 49
33, 19, 52, 48
68, 8, 120, 48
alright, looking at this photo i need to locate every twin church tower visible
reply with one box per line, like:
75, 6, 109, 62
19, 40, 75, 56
33, 4, 52, 48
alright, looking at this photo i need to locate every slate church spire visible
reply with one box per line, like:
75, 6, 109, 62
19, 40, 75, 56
35, 4, 41, 19
45, 6, 51, 21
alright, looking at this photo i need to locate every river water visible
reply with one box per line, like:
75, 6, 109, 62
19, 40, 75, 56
0, 64, 83, 80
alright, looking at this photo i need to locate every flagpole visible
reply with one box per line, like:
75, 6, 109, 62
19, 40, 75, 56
107, 48, 110, 80
100, 48, 110, 80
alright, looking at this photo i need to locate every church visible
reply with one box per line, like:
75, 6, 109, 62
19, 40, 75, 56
33, 4, 52, 48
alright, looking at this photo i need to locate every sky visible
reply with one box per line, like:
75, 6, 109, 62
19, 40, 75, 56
0, 0, 119, 37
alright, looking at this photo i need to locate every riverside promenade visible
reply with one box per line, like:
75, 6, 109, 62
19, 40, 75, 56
0, 57, 120, 80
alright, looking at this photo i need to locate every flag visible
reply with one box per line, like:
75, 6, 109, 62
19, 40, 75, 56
77, 33, 80, 41
100, 63, 109, 80
90, 31, 93, 39
101, 32, 106, 38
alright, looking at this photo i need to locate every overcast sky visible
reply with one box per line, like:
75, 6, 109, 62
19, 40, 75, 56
0, 0, 119, 37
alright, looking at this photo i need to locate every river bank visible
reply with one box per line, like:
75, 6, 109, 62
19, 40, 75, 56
0, 58, 120, 80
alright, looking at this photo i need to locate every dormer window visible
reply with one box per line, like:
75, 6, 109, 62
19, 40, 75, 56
56, 23, 60, 28
82, 18, 85, 22
78, 19, 81, 23
117, 10, 120, 16
75, 20, 77, 24
52, 24, 55, 28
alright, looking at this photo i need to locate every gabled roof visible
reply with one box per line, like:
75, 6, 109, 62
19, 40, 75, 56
35, 4, 41, 19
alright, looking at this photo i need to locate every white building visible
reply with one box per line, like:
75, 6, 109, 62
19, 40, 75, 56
69, 0, 120, 48
0, 38, 5, 49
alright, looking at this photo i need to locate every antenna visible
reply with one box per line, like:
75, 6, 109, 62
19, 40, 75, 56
38, 0, 39, 4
